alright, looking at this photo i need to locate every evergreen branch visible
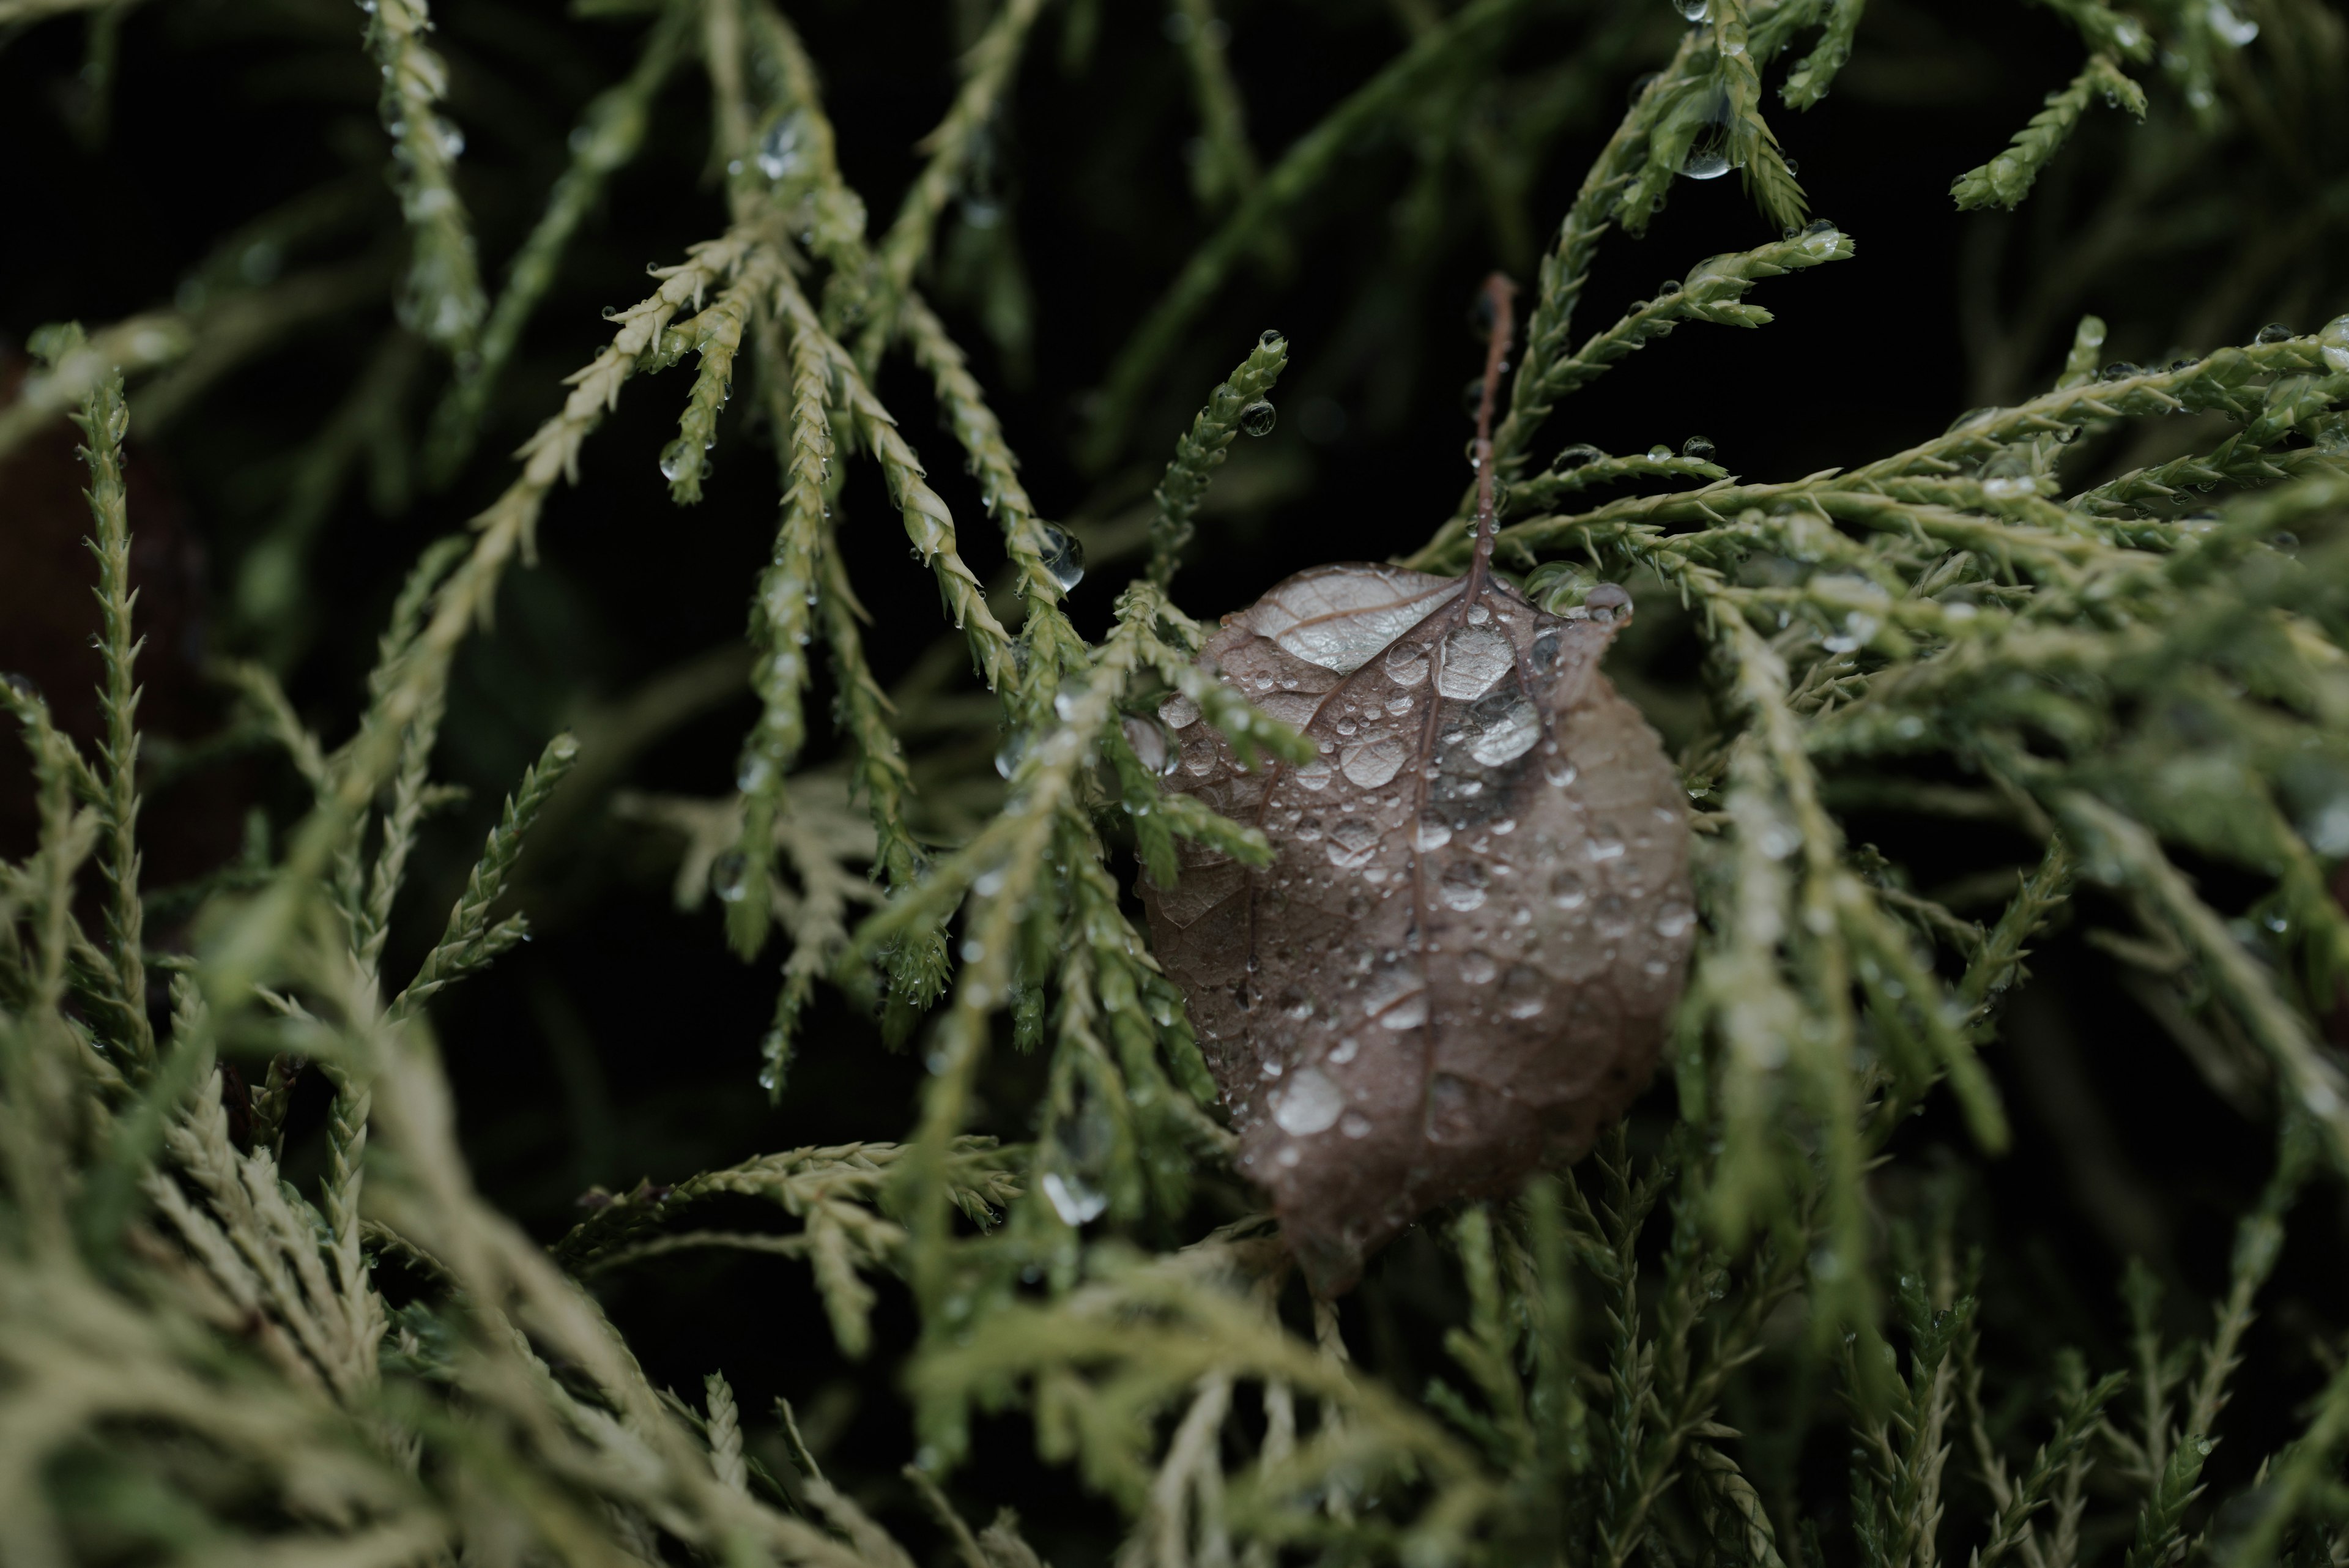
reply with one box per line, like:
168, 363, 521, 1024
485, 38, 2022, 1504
69, 346, 155, 1078
204, 231, 757, 998
423, 0, 692, 480
1951, 55, 2145, 212
1171, 0, 1262, 212
661, 262, 765, 507
900, 291, 1092, 704
2024, 0, 2154, 62
812, 502, 948, 1040
729, 299, 833, 964
1148, 330, 1290, 587
1714, 0, 1808, 235
1080, 0, 1548, 470
1977, 1369, 2129, 1568
856, 0, 1050, 368
360, 0, 486, 354
391, 732, 579, 1022
1492, 30, 1701, 486
0, 314, 192, 467
771, 269, 1020, 697
1506, 448, 1731, 517
1781, 0, 1865, 109
2055, 794, 2349, 1169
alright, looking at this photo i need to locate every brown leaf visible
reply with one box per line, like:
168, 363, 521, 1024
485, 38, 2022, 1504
1140, 563, 1694, 1292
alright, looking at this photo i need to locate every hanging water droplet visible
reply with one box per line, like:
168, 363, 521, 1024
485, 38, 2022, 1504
711, 849, 749, 902
1682, 434, 1715, 461
1681, 146, 1731, 180
995, 730, 1030, 779
1239, 399, 1278, 437
1042, 1171, 1108, 1226
2208, 0, 2259, 45
1121, 715, 1174, 776
659, 440, 692, 482
756, 113, 809, 180
1037, 524, 1085, 590
1671, 0, 1709, 20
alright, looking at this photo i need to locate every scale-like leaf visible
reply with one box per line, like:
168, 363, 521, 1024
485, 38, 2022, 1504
1141, 562, 1694, 1291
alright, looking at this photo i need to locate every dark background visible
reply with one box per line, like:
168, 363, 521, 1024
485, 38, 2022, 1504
4, 0, 2345, 1558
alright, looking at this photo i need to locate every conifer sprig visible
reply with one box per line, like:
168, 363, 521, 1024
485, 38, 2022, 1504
1148, 332, 1290, 587
1952, 54, 2147, 212
423, 1, 693, 480
70, 351, 154, 1079
360, 0, 486, 354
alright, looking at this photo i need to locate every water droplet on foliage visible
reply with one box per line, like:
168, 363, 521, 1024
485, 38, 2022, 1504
1123, 715, 1176, 776
2208, 0, 2258, 44
2319, 315, 2349, 373
711, 850, 749, 902
1682, 434, 1715, 460
1556, 443, 1605, 469
1042, 1172, 1108, 1225
1037, 524, 1085, 590
1239, 399, 1278, 437
1274, 1067, 1345, 1134
1259, 328, 1283, 347
2100, 362, 2142, 381
757, 113, 807, 180
1436, 625, 1512, 699
1671, 0, 1709, 20
1438, 861, 1491, 911
2255, 322, 2295, 344
1647, 444, 1674, 461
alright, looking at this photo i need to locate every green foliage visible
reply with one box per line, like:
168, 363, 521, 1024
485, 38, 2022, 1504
4, 0, 2349, 1564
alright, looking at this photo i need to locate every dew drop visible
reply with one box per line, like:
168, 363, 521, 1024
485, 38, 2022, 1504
2320, 315, 2349, 374
1239, 399, 1278, 437
1159, 692, 1201, 729
1671, 0, 1709, 19
1415, 817, 1453, 852
1469, 699, 1541, 766
1549, 869, 1589, 909
711, 849, 749, 902
1383, 643, 1431, 686
1037, 524, 1086, 590
1042, 1172, 1108, 1226
1340, 1112, 1373, 1139
1498, 964, 1547, 1019
1460, 950, 1498, 985
1121, 715, 1175, 776
2255, 322, 2295, 344
1274, 1066, 1345, 1135
1682, 434, 1715, 461
1655, 902, 1696, 938
1326, 817, 1380, 868
1436, 625, 1512, 699
1438, 861, 1491, 912
1341, 736, 1408, 789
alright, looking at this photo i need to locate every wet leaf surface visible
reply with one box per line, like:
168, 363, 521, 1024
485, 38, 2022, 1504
1141, 563, 1694, 1291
